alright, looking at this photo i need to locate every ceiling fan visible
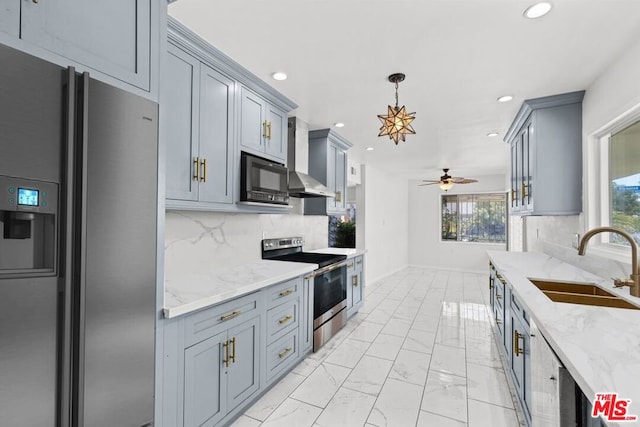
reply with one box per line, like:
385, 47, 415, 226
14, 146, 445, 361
419, 168, 478, 191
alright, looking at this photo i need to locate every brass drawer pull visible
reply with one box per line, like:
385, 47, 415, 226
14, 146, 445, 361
193, 157, 200, 181
496, 294, 502, 300
353, 275, 359, 287
348, 262, 354, 269
496, 272, 502, 279
496, 318, 502, 325
200, 158, 207, 182
514, 330, 524, 356
511, 188, 517, 203
278, 315, 293, 325
356, 259, 362, 265
262, 121, 268, 139
279, 289, 294, 297
278, 347, 292, 359
220, 310, 241, 322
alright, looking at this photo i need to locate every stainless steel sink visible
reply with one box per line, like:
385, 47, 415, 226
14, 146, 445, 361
528, 278, 640, 310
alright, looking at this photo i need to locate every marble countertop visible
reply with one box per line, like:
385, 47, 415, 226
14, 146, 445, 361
487, 251, 640, 422
164, 260, 317, 318
308, 247, 367, 259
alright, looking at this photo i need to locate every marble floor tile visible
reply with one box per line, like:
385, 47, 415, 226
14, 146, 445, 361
380, 317, 412, 337
324, 338, 371, 369
403, 328, 436, 354
467, 399, 520, 427
436, 324, 466, 348
430, 343, 467, 377
291, 356, 322, 377
260, 398, 322, 427
416, 410, 468, 427
364, 333, 405, 361
244, 372, 306, 421
388, 349, 431, 386
465, 337, 503, 369
343, 355, 393, 396
229, 415, 261, 427
290, 362, 351, 408
313, 387, 377, 427
367, 378, 423, 427
466, 363, 514, 408
348, 320, 385, 343
421, 370, 468, 422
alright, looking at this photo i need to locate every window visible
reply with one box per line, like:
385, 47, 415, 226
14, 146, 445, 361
610, 120, 640, 245
441, 193, 507, 243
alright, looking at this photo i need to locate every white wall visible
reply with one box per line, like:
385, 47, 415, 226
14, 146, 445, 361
408, 174, 507, 273
360, 164, 409, 284
523, 36, 640, 279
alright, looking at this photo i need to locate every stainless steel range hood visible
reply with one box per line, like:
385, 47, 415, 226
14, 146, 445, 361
287, 117, 334, 198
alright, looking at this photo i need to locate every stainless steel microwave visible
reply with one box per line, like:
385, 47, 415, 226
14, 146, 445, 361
240, 152, 289, 205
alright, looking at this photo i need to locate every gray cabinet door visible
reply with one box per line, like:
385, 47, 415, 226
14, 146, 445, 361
510, 313, 526, 399
240, 86, 266, 154
300, 277, 314, 354
353, 256, 363, 306
346, 260, 355, 312
20, 0, 151, 90
198, 64, 234, 204
327, 144, 337, 211
265, 103, 287, 161
164, 44, 200, 201
183, 331, 227, 427
0, 0, 19, 36
227, 316, 261, 412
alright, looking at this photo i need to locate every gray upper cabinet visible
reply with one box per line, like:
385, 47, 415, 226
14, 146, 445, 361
2, 0, 155, 93
305, 129, 353, 215
505, 91, 584, 215
163, 43, 235, 206
240, 86, 288, 163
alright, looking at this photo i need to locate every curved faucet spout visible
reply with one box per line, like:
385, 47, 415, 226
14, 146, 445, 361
577, 226, 639, 297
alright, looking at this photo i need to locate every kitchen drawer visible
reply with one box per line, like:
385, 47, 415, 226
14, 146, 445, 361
265, 277, 301, 309
265, 330, 298, 382
184, 292, 262, 347
511, 292, 530, 325
495, 274, 505, 309
266, 299, 299, 344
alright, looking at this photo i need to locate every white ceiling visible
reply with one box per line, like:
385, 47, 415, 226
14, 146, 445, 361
168, 0, 640, 181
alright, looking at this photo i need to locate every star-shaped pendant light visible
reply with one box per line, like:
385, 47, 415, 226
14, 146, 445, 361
377, 73, 416, 145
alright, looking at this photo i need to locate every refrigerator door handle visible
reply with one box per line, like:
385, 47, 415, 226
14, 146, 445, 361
58, 65, 77, 427
73, 71, 91, 426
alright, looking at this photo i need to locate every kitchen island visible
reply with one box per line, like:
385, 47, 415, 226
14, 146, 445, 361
488, 251, 640, 426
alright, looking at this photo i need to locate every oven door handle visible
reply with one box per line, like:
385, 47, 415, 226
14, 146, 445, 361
312, 260, 349, 276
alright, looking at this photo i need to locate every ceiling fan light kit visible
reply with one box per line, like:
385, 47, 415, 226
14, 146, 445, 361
377, 73, 416, 145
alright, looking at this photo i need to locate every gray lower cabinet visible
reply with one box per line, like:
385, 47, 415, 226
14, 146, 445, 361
1, 0, 154, 92
305, 129, 353, 215
239, 86, 287, 163
505, 91, 585, 215
346, 256, 364, 317
164, 42, 235, 206
162, 274, 314, 427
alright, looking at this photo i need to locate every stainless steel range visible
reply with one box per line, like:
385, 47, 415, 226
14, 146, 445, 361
262, 237, 348, 351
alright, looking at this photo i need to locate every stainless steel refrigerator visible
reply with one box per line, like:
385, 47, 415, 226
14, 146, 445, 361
0, 44, 157, 427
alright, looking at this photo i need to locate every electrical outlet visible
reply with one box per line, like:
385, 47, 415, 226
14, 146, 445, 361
572, 233, 580, 249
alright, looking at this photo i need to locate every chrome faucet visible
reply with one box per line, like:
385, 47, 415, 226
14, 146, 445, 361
577, 226, 640, 298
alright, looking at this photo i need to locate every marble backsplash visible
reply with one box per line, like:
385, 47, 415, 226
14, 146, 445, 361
164, 210, 328, 280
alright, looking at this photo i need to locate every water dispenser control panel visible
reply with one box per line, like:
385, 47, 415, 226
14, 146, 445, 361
0, 175, 58, 214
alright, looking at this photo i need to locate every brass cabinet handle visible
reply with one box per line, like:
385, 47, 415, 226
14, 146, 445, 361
496, 294, 502, 300
200, 158, 207, 182
496, 272, 502, 279
279, 289, 294, 297
223, 340, 230, 368
511, 188, 517, 203
514, 330, 524, 356
230, 337, 236, 364
304, 274, 313, 281
335, 191, 342, 203
193, 157, 200, 181
262, 121, 268, 139
499, 278, 507, 285
278, 315, 293, 325
348, 262, 354, 269
356, 259, 362, 265
278, 347, 292, 359
353, 275, 359, 287
220, 310, 241, 322
267, 121, 272, 139
496, 318, 502, 325
521, 183, 529, 203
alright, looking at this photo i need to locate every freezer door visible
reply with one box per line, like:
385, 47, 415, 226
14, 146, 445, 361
76, 76, 158, 427
0, 44, 65, 427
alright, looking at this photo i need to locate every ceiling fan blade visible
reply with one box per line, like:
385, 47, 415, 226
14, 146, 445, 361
420, 179, 441, 183
451, 178, 478, 184
418, 182, 440, 186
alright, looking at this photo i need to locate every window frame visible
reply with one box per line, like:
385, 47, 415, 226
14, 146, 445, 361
586, 103, 640, 259
439, 191, 507, 245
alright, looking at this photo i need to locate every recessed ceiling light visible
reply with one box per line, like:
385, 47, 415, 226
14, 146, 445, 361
272, 72, 287, 81
497, 95, 513, 103
334, 122, 345, 128
487, 132, 499, 137
524, 2, 552, 19
366, 147, 374, 151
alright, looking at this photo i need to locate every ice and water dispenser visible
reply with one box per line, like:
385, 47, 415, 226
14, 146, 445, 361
0, 175, 58, 275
